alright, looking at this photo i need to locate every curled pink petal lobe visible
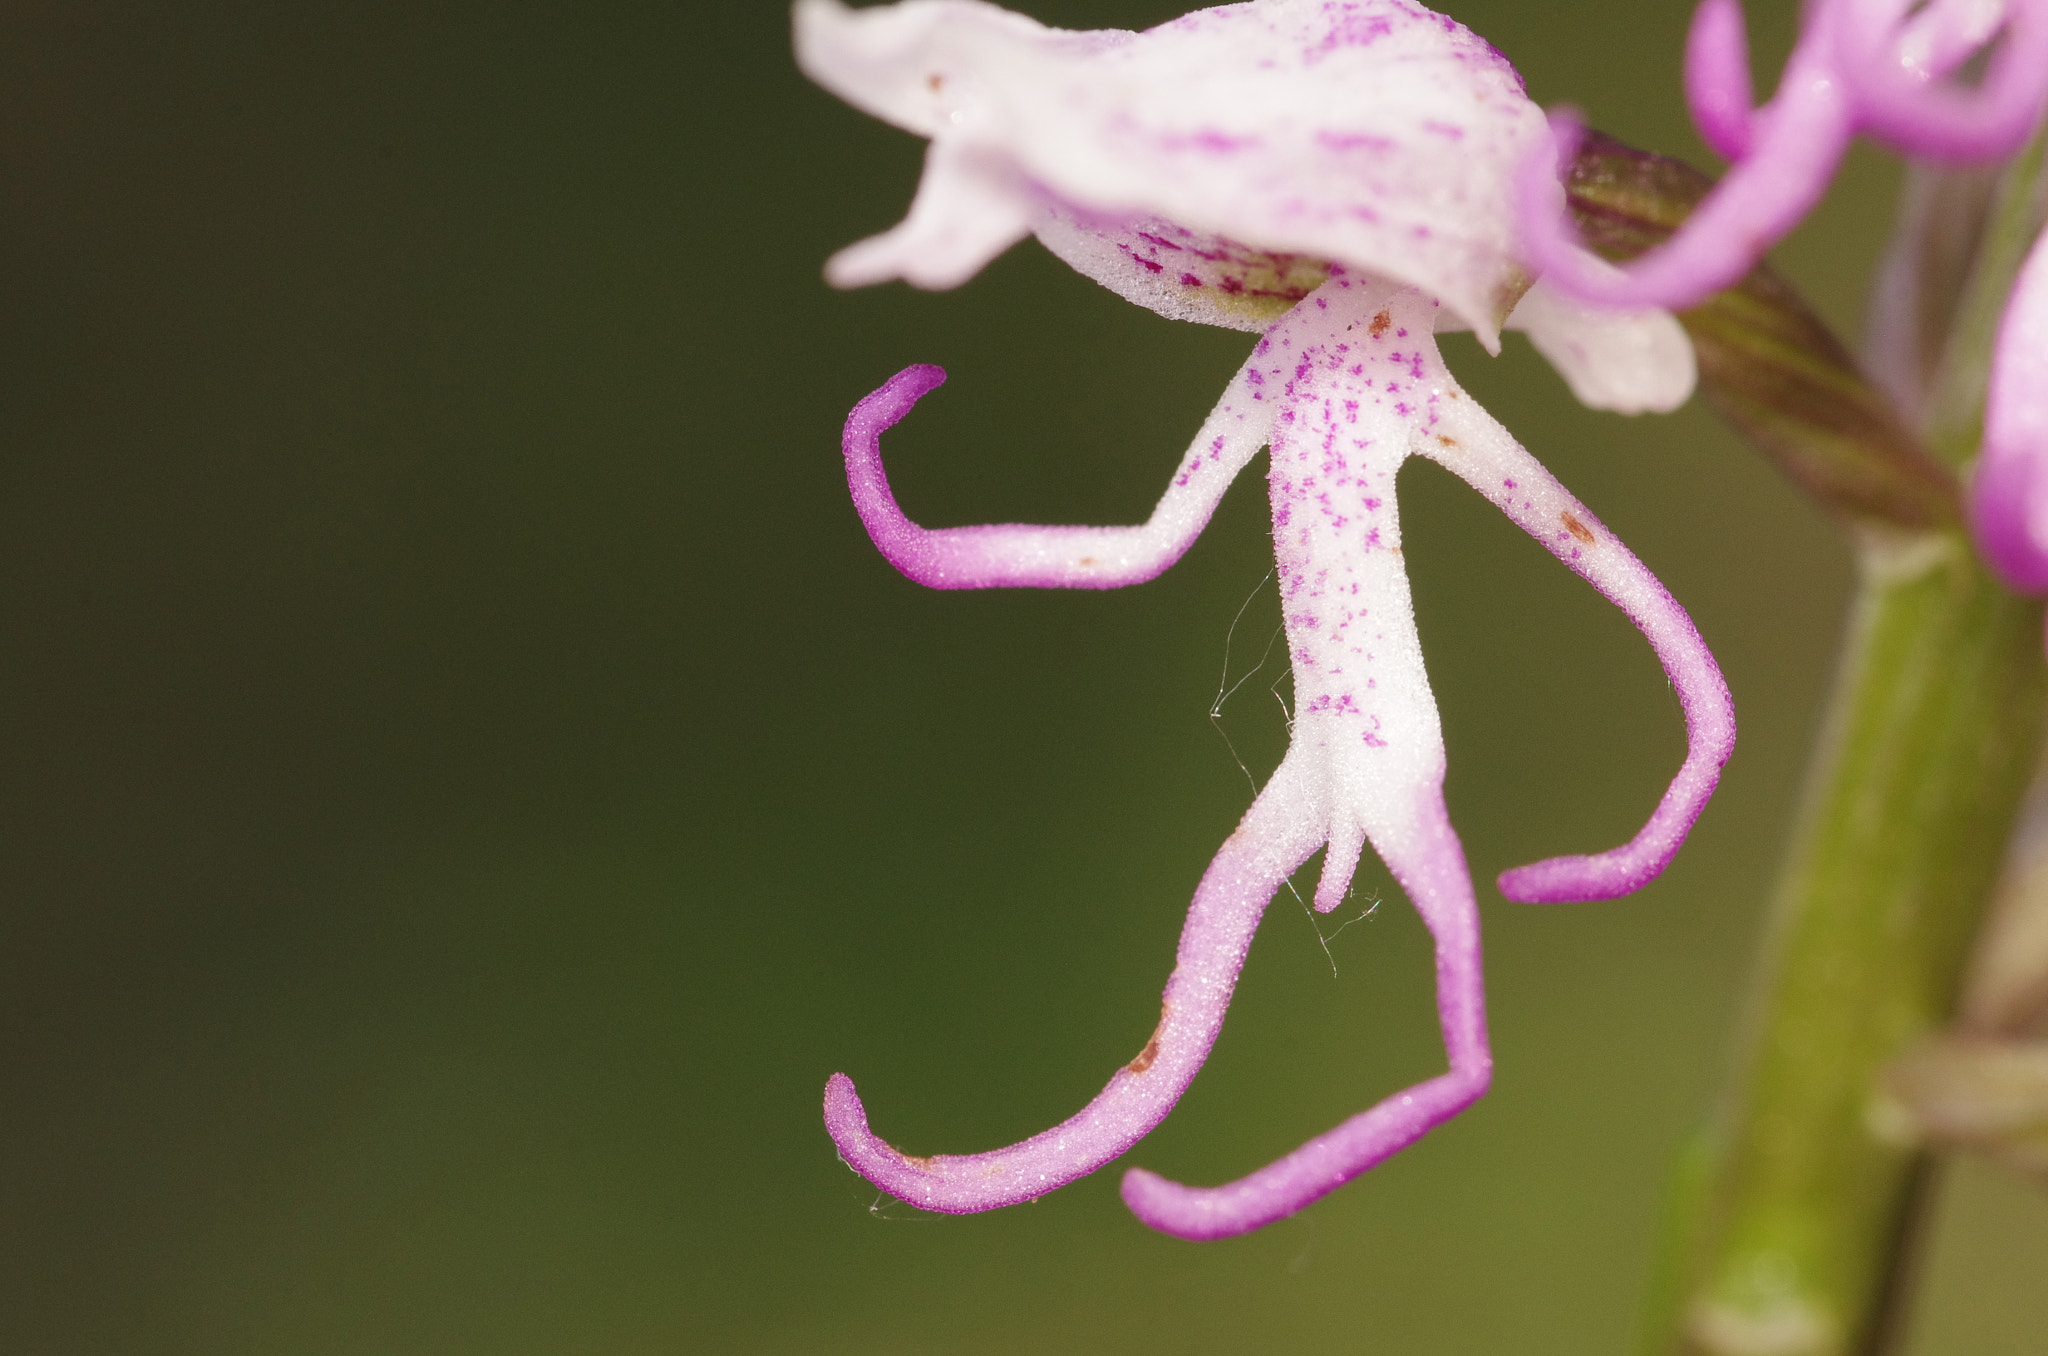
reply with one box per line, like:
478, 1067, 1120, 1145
823, 765, 1326, 1214
1517, 63, 1853, 310
1687, 0, 1757, 160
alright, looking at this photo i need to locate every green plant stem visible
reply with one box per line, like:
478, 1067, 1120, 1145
1646, 122, 2048, 1356
1555, 125, 2045, 1356
1653, 539, 2044, 1356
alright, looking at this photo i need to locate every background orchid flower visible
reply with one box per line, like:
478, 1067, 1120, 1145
1519, 0, 2048, 313
1524, 0, 2048, 650
801, 0, 1735, 1241
1972, 230, 2048, 609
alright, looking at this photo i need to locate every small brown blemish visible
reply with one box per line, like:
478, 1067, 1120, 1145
1435, 434, 1457, 447
1368, 309, 1392, 339
893, 1147, 938, 1173
926, 72, 945, 91
1126, 1036, 1161, 1075
1126, 1002, 1171, 1074
1078, 556, 1097, 567
1561, 511, 1596, 546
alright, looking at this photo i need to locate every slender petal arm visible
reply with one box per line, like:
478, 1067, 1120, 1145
1121, 786, 1492, 1239
843, 359, 1277, 590
823, 760, 1327, 1213
1420, 395, 1737, 903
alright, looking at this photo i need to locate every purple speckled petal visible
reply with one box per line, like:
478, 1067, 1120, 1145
824, 760, 1327, 1214
1419, 393, 1737, 903
1033, 206, 1333, 334
842, 358, 1276, 590
1686, 0, 1757, 161
1123, 785, 1489, 1239
1522, 0, 2048, 312
1971, 224, 2048, 594
799, 0, 1549, 345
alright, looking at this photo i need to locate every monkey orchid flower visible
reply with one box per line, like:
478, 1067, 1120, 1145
801, 0, 1736, 1241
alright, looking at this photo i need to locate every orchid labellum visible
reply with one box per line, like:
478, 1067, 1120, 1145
801, 0, 1736, 1241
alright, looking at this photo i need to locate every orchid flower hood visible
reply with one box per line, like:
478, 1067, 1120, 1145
797, 0, 1697, 408
801, 0, 1734, 1241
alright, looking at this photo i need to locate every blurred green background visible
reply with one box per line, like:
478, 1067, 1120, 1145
2, 1, 2043, 1352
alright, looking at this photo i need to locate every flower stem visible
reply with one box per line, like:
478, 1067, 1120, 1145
1652, 537, 2044, 1356
1646, 128, 2048, 1356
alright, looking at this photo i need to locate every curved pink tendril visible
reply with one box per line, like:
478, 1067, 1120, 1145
1520, 0, 2048, 313
1686, 0, 1757, 161
1414, 382, 1737, 904
1120, 786, 1490, 1239
825, 756, 1329, 1219
843, 363, 1274, 590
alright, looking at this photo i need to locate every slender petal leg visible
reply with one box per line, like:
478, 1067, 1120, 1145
1420, 394, 1737, 902
843, 358, 1276, 590
823, 759, 1327, 1214
1120, 787, 1492, 1241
